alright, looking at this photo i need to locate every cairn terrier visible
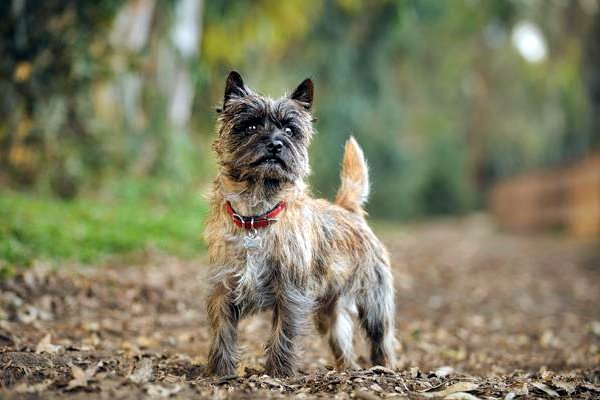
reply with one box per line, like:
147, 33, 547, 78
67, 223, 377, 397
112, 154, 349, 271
204, 71, 397, 377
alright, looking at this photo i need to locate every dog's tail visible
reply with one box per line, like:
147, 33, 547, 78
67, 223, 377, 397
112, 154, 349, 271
335, 136, 370, 216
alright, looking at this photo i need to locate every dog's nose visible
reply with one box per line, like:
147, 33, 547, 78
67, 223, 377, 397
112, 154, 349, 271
267, 139, 283, 154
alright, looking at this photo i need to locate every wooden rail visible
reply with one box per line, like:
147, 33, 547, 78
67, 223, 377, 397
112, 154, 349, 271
490, 153, 600, 237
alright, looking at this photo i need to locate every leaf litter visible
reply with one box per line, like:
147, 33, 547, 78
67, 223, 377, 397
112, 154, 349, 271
66, 361, 102, 390
0, 216, 599, 398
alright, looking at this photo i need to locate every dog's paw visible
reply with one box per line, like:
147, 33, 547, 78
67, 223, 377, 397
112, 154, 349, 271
206, 353, 237, 377
264, 361, 295, 378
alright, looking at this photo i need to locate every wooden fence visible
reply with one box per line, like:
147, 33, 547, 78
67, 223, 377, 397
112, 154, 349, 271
490, 153, 600, 237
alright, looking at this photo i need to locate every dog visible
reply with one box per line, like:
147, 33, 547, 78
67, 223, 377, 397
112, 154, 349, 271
204, 71, 397, 377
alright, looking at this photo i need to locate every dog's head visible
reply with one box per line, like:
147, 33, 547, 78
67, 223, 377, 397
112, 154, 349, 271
213, 71, 315, 187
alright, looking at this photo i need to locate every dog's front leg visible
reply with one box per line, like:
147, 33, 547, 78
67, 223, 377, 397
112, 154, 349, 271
265, 283, 310, 377
206, 282, 243, 376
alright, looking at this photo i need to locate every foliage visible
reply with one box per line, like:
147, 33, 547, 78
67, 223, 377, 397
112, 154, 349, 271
0, 179, 206, 273
0, 0, 123, 192
1, 0, 598, 221
202, 0, 597, 217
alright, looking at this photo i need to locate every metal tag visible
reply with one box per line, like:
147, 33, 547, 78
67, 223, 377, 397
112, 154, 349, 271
243, 228, 262, 250
243, 235, 261, 249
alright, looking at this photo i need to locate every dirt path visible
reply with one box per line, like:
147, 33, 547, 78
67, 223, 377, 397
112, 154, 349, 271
1, 216, 599, 399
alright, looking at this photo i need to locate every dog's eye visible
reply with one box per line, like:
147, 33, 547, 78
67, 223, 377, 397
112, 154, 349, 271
246, 125, 257, 133
284, 126, 293, 136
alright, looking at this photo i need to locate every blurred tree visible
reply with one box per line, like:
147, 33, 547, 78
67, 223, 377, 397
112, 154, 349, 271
1, 0, 598, 220
584, 7, 600, 147
101, 0, 203, 182
0, 0, 121, 196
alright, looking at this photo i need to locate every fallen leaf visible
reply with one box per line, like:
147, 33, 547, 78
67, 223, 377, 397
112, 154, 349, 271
552, 379, 576, 394
410, 366, 421, 378
531, 382, 559, 397
258, 376, 283, 388
214, 374, 238, 385
369, 365, 395, 375
71, 364, 85, 381
508, 382, 528, 396
35, 334, 62, 354
130, 358, 153, 384
137, 335, 159, 348
354, 389, 380, 400
434, 366, 455, 378
540, 371, 554, 381
66, 361, 102, 390
13, 380, 52, 393
582, 383, 600, 393
146, 383, 182, 398
421, 382, 480, 398
369, 383, 383, 392
121, 340, 141, 357
444, 393, 481, 400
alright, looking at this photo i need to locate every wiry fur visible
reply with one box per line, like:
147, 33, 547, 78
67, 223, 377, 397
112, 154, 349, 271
205, 71, 397, 377
336, 137, 370, 216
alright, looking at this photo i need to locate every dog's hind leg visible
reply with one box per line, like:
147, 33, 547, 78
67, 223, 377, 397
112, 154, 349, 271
328, 297, 359, 370
357, 264, 397, 368
315, 293, 357, 370
313, 293, 335, 336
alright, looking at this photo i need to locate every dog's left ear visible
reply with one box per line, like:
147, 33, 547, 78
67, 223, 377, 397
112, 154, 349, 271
290, 78, 313, 110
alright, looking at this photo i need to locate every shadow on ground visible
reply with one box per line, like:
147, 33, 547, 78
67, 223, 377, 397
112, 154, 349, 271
1, 215, 599, 399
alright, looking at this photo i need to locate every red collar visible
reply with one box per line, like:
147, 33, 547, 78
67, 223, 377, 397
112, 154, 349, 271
224, 201, 286, 229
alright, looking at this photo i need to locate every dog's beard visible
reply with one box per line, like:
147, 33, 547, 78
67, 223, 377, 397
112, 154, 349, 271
248, 153, 288, 177
249, 154, 287, 169
221, 141, 309, 185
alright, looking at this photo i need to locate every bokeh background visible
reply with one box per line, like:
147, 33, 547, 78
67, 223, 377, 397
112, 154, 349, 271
1, 0, 599, 271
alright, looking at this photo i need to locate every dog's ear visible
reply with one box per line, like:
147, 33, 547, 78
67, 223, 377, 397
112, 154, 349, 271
290, 78, 313, 110
223, 70, 248, 105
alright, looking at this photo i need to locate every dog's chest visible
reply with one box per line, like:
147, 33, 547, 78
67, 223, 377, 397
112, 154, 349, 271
224, 223, 312, 276
226, 226, 280, 263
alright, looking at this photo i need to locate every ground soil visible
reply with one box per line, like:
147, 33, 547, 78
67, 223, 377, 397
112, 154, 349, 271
1, 215, 599, 399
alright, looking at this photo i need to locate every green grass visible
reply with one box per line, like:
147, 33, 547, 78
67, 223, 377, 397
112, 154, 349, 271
0, 180, 207, 276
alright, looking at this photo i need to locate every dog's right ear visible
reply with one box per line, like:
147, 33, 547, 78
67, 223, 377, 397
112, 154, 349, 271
290, 78, 313, 110
223, 71, 248, 106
